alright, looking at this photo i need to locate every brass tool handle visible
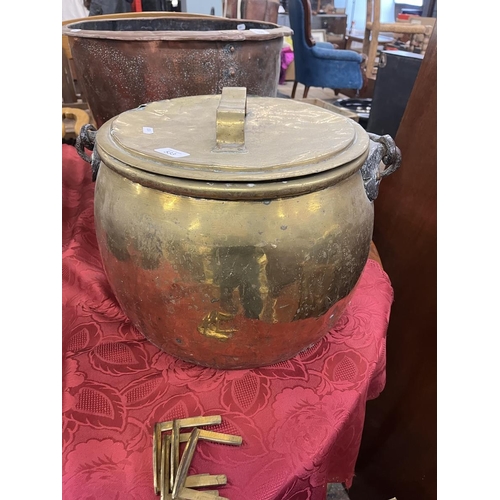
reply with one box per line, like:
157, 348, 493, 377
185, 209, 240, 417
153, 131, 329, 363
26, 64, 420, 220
178, 429, 243, 446
158, 415, 222, 433
172, 428, 200, 499
214, 87, 247, 152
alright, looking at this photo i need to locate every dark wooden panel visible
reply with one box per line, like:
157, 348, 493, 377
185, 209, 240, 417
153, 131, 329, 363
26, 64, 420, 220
348, 23, 437, 500
311, 14, 347, 34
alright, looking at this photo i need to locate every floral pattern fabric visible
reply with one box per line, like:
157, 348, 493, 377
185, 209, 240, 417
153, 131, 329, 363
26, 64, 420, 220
62, 144, 394, 500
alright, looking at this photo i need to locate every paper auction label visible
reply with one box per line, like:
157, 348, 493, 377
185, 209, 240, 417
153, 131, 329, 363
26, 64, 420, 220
154, 147, 190, 158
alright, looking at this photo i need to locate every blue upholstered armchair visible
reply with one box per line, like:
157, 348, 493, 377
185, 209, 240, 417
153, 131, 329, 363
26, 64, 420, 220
288, 0, 365, 98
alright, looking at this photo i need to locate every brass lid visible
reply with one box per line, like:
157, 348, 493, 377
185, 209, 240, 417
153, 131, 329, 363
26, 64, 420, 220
96, 88, 369, 183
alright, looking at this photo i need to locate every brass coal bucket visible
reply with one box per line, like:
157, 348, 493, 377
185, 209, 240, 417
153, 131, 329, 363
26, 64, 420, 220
62, 16, 292, 127
76, 87, 401, 369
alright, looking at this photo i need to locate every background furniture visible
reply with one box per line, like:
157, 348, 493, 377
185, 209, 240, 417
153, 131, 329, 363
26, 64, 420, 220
349, 23, 437, 500
311, 13, 348, 48
87, 0, 133, 15
62, 143, 393, 499
366, 49, 423, 138
62, 107, 91, 141
222, 0, 280, 22
288, 0, 364, 98
62, 48, 87, 110
362, 0, 432, 79
345, 30, 394, 53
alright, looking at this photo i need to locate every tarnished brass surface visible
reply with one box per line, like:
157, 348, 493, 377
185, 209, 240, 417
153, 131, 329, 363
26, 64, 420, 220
154, 423, 162, 495
179, 488, 228, 500
179, 430, 243, 446
97, 144, 368, 201
92, 92, 374, 369
214, 87, 247, 152
155, 415, 223, 490
172, 428, 200, 499
98, 96, 369, 183
184, 475, 227, 488
153, 416, 240, 498
161, 434, 171, 500
170, 420, 181, 492
94, 162, 373, 368
158, 415, 222, 433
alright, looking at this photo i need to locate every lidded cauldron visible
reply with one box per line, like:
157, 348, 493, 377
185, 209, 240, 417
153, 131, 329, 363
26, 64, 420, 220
76, 87, 401, 369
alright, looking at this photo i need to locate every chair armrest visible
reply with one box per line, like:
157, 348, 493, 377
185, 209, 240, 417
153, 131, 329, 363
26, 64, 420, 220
315, 41, 335, 50
311, 46, 364, 63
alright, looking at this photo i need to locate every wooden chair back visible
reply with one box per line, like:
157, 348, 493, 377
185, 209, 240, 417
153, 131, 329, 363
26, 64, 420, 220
362, 0, 434, 79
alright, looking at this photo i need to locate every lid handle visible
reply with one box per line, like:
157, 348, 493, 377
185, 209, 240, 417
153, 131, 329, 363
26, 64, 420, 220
213, 87, 247, 153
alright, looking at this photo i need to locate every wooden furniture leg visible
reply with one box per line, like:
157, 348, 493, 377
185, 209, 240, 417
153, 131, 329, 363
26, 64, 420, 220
365, 29, 380, 79
291, 81, 298, 98
303, 86, 310, 98
420, 26, 433, 55
62, 49, 78, 106
362, 0, 373, 56
362, 29, 371, 56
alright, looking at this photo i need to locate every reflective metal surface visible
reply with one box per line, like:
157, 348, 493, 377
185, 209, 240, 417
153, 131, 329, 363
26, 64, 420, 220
94, 163, 373, 369
153, 415, 240, 499
91, 91, 392, 369
98, 95, 369, 183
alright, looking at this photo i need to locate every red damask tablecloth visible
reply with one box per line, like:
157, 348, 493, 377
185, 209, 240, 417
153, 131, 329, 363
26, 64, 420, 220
62, 144, 394, 500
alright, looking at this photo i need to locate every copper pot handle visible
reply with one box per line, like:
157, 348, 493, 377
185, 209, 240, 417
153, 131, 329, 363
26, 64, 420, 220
213, 87, 248, 153
75, 123, 101, 182
361, 133, 402, 202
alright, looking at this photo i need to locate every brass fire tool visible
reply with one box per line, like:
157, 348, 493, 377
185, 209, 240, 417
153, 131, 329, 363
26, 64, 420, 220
153, 415, 242, 500
154, 416, 222, 495
160, 434, 171, 500
172, 428, 200, 498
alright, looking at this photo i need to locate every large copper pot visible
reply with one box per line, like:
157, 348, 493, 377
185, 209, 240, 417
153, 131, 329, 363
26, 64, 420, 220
62, 15, 291, 127
76, 88, 401, 369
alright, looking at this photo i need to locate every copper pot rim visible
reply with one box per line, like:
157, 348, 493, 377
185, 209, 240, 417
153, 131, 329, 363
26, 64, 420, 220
62, 17, 293, 42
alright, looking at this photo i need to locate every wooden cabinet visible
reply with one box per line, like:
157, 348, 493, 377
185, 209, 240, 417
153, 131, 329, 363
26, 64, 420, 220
311, 14, 347, 48
349, 23, 437, 500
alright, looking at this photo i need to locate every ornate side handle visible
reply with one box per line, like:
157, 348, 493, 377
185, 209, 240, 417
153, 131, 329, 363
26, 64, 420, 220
75, 123, 101, 182
361, 133, 402, 202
